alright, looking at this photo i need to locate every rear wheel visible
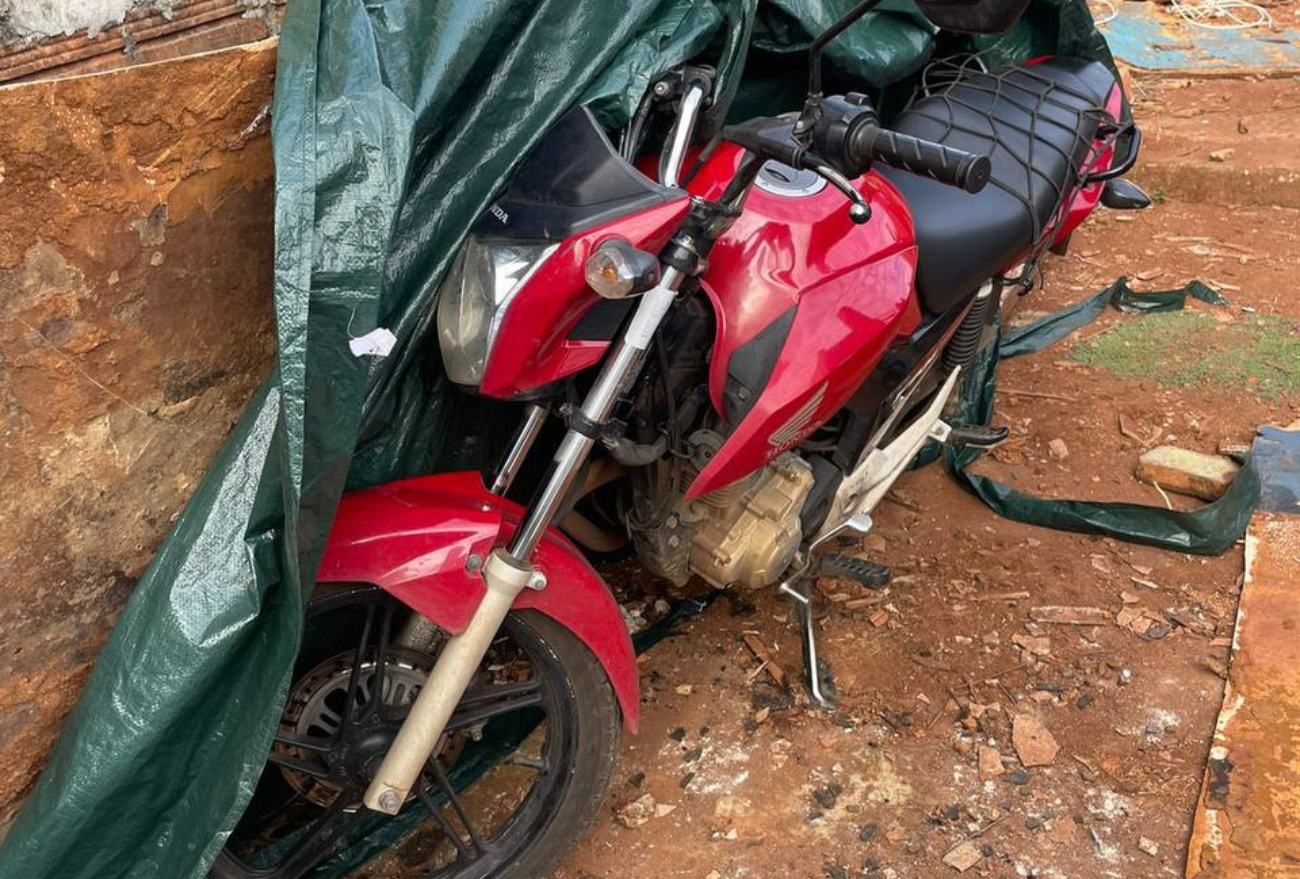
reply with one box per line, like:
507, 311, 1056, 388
210, 585, 620, 879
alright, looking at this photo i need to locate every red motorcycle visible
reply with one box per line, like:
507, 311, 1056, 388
214, 2, 1147, 876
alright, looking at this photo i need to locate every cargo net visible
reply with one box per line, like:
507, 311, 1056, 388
908, 54, 1125, 288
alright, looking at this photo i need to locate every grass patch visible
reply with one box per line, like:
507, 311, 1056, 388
1068, 310, 1300, 400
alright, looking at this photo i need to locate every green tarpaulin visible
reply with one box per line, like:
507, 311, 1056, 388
932, 278, 1259, 555
0, 3, 1120, 878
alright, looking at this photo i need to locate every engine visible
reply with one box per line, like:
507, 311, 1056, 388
630, 430, 814, 590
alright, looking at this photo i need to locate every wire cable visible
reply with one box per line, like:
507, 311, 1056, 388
1169, 0, 1273, 30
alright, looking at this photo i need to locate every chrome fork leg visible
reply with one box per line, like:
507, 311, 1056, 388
364, 550, 538, 813
490, 404, 547, 496
363, 268, 684, 814
507, 268, 681, 560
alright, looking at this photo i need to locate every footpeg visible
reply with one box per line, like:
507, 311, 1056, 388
944, 424, 1009, 450
816, 553, 890, 589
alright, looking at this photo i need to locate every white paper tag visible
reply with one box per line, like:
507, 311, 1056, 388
348, 327, 397, 358
624, 285, 676, 349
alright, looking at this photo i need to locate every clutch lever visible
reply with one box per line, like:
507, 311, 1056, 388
802, 155, 871, 224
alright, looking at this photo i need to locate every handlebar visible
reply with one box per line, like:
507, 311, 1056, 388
850, 125, 991, 194
722, 94, 992, 224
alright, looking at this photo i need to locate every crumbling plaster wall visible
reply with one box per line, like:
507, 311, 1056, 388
1, 0, 166, 42
0, 39, 278, 835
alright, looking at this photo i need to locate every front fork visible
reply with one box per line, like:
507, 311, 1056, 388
363, 267, 685, 813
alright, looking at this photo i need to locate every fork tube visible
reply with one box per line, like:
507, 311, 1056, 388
507, 267, 683, 560
659, 83, 707, 189
490, 404, 547, 495
363, 267, 683, 815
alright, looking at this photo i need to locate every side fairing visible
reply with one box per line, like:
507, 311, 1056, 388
684, 144, 919, 497
479, 198, 688, 398
474, 107, 690, 399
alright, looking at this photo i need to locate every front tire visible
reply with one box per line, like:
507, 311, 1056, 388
210, 585, 620, 879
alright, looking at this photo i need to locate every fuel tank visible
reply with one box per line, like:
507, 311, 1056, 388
684, 143, 919, 496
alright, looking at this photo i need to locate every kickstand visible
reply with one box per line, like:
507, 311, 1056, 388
779, 577, 837, 709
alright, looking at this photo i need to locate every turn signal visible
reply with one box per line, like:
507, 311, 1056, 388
584, 238, 660, 299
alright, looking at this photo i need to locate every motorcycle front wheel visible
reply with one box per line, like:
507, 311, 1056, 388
209, 584, 620, 879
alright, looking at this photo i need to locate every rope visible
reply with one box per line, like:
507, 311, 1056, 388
1169, 0, 1273, 30
1089, 0, 1119, 25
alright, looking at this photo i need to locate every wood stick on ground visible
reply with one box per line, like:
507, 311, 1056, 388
911, 653, 955, 673
1118, 412, 1147, 443
1118, 412, 1162, 445
741, 633, 786, 687
945, 811, 1014, 854
845, 595, 888, 610
1150, 479, 1174, 510
1030, 605, 1109, 625
925, 702, 947, 730
884, 492, 925, 513
970, 812, 1013, 840
1000, 387, 1078, 402
982, 662, 1034, 680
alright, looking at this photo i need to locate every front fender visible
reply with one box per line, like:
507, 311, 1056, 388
318, 472, 640, 731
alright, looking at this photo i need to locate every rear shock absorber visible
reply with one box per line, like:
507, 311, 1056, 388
939, 280, 1008, 449
942, 280, 996, 373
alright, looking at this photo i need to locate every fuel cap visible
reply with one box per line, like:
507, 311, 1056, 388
754, 160, 827, 197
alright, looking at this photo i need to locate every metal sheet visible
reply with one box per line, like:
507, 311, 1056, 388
0, 0, 282, 84
1254, 427, 1300, 515
0, 40, 276, 835
1101, 2, 1300, 71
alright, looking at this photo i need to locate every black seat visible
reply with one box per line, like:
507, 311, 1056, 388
878, 58, 1118, 314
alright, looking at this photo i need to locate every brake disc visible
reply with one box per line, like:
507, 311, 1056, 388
274, 646, 467, 809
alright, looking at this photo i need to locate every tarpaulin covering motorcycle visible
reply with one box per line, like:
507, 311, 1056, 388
929, 278, 1260, 555
0, 2, 1121, 877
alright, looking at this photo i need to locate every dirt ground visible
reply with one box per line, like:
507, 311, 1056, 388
543, 76, 1300, 879
346, 72, 1300, 879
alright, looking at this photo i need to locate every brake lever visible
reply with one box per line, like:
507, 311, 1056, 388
802, 156, 871, 224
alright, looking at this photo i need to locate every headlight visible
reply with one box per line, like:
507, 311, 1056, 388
436, 237, 557, 386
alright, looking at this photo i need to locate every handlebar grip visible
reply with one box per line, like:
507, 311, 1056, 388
855, 126, 992, 194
